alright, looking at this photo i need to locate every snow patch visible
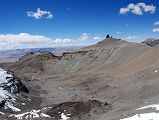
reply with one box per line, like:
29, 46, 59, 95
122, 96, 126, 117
60, 113, 70, 120
6, 103, 21, 112
137, 104, 159, 111
121, 103, 159, 120
10, 109, 51, 119
0, 68, 12, 84
120, 112, 159, 120
0, 112, 5, 115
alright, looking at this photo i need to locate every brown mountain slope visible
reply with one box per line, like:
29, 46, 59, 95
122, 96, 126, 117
2, 38, 159, 120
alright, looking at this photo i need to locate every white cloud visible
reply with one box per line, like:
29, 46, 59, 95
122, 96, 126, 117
127, 35, 140, 39
120, 3, 156, 15
79, 33, 89, 41
154, 21, 159, 25
153, 28, 159, 32
129, 3, 143, 15
53, 38, 71, 43
116, 32, 123, 34
0, 33, 71, 50
120, 8, 130, 15
93, 36, 102, 40
27, 8, 53, 19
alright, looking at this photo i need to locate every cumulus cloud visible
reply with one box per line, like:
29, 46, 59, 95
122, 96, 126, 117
120, 8, 130, 15
0, 33, 71, 50
120, 3, 156, 15
27, 8, 53, 19
153, 28, 159, 32
154, 21, 159, 25
79, 33, 89, 41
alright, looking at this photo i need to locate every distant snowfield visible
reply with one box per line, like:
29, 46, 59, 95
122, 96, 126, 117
0, 68, 21, 111
121, 104, 159, 120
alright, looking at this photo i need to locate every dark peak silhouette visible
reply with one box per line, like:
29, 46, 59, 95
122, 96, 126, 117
106, 34, 113, 39
106, 34, 110, 39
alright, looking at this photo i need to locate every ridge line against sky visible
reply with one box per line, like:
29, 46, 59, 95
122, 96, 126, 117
0, 0, 159, 50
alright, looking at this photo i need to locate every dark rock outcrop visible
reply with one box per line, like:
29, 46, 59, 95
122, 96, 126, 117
47, 100, 111, 119
14, 76, 29, 93
0, 100, 6, 109
106, 34, 110, 39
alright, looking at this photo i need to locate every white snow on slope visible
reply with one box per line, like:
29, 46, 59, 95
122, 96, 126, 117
137, 104, 159, 111
0, 68, 21, 111
60, 113, 70, 120
121, 103, 159, 120
0, 68, 12, 84
121, 113, 159, 120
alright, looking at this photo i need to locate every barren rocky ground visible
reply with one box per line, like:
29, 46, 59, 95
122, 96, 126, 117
0, 38, 159, 119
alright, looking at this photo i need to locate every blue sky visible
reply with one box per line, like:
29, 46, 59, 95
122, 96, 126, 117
0, 0, 159, 49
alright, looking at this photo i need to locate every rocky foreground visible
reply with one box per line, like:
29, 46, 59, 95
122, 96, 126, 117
0, 68, 111, 120
1, 37, 159, 120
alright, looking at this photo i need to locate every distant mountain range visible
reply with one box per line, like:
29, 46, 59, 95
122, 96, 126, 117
0, 46, 83, 63
142, 38, 159, 47
1, 38, 159, 63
